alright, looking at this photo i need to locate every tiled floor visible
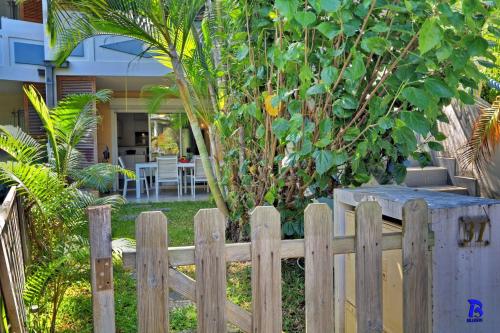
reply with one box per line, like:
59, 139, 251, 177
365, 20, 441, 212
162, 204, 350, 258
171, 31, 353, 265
121, 187, 210, 203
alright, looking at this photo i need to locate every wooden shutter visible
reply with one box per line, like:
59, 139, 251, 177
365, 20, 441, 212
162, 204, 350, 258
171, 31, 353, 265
23, 82, 46, 139
57, 76, 97, 167
19, 0, 43, 23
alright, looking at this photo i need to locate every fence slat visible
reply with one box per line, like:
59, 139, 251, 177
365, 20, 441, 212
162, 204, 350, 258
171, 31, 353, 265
402, 199, 430, 333
355, 201, 383, 333
136, 211, 169, 333
251, 206, 282, 333
195, 209, 227, 332
0, 237, 25, 333
88, 205, 115, 333
304, 203, 334, 332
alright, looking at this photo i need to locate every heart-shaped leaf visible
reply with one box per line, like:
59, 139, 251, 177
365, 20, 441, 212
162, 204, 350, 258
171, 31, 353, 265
316, 22, 341, 40
295, 11, 316, 27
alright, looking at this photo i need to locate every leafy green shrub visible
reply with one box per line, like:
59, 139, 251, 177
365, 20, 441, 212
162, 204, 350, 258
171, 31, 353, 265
215, 0, 495, 237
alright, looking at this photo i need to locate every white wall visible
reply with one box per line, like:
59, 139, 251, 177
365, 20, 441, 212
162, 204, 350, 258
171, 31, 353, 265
0, 17, 45, 82
2, 3, 170, 84
0, 92, 23, 126
54, 35, 170, 77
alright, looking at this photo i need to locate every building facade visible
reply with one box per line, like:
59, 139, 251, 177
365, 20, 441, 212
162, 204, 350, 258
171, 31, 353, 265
0, 0, 199, 171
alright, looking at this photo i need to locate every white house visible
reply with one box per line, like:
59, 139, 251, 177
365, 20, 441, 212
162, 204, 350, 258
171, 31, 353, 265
0, 0, 202, 172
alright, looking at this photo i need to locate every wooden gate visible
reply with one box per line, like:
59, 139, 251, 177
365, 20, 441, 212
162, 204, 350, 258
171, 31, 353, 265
0, 187, 29, 333
88, 199, 432, 332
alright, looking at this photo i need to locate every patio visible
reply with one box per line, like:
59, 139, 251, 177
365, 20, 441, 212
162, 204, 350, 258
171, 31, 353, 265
121, 186, 210, 203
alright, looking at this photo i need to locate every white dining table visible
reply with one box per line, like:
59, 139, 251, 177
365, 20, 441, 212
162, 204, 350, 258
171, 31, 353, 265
135, 161, 195, 199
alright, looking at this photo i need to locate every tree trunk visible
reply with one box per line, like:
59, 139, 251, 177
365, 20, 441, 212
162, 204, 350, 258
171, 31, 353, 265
167, 46, 229, 217
208, 124, 226, 197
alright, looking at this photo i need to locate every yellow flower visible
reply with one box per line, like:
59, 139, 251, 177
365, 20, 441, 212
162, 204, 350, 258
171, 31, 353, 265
264, 94, 281, 117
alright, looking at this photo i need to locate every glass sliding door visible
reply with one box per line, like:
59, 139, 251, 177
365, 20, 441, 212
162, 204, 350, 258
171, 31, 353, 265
149, 113, 195, 160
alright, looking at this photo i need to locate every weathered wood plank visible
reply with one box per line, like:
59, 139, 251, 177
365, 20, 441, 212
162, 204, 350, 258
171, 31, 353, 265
122, 233, 403, 270
168, 268, 252, 332
16, 196, 31, 266
402, 199, 430, 333
136, 211, 169, 333
0, 233, 25, 333
304, 203, 334, 332
251, 206, 282, 333
195, 209, 227, 332
88, 205, 115, 333
355, 201, 383, 333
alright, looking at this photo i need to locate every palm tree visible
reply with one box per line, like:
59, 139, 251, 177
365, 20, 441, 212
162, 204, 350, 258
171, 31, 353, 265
46, 0, 229, 216
459, 97, 500, 171
0, 85, 133, 332
0, 85, 131, 245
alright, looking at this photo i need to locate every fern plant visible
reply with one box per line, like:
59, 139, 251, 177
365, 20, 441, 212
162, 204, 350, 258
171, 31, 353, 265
0, 85, 133, 333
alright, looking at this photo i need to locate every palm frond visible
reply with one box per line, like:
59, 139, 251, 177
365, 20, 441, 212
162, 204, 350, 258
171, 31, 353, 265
53, 90, 111, 147
47, 0, 205, 65
57, 143, 84, 174
81, 192, 127, 209
24, 257, 68, 305
0, 161, 67, 210
0, 125, 44, 163
71, 163, 135, 192
142, 84, 180, 114
111, 238, 136, 259
23, 85, 60, 169
459, 97, 500, 171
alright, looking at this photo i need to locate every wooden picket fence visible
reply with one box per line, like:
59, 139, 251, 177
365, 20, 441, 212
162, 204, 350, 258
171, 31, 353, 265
0, 187, 29, 333
88, 199, 432, 333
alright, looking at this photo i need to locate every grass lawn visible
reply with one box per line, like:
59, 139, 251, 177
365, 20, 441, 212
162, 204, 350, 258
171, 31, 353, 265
56, 200, 305, 332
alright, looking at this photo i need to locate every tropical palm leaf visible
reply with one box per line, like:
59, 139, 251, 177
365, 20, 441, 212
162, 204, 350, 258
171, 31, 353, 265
23, 85, 60, 169
53, 89, 111, 147
0, 161, 67, 210
71, 163, 135, 192
111, 238, 136, 259
459, 97, 500, 171
0, 125, 44, 163
142, 84, 180, 114
24, 256, 68, 305
47, 0, 205, 66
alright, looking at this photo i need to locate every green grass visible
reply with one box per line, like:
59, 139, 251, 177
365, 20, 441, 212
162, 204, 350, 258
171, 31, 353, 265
111, 200, 216, 246
57, 200, 306, 332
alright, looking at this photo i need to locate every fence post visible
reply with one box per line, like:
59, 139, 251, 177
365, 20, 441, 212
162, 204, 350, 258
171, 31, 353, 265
195, 208, 227, 332
304, 203, 334, 332
16, 195, 31, 267
355, 201, 383, 333
88, 205, 116, 333
402, 199, 430, 333
250, 206, 282, 333
136, 211, 169, 333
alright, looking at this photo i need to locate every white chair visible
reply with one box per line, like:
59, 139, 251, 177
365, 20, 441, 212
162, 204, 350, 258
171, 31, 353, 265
191, 156, 212, 198
118, 156, 150, 198
156, 156, 181, 199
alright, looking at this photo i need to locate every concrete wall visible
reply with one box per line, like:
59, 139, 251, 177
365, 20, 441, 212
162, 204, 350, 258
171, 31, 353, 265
438, 99, 500, 198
